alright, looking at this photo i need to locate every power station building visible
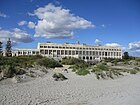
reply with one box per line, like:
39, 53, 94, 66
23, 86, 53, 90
11, 42, 122, 62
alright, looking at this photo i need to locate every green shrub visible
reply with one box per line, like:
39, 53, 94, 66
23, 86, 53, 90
14, 67, 26, 75
52, 73, 67, 81
70, 62, 90, 76
92, 64, 109, 72
134, 67, 139, 71
76, 68, 90, 76
130, 70, 138, 74
61, 57, 85, 65
36, 58, 62, 68
2, 65, 15, 78
95, 73, 100, 79
41, 69, 48, 74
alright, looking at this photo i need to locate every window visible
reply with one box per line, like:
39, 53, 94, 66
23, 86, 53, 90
57, 50, 60, 55
40, 46, 43, 48
83, 56, 85, 59
32, 51, 36, 54
99, 52, 101, 55
105, 52, 107, 56
96, 51, 98, 55
86, 51, 89, 55
69, 51, 71, 55
36, 51, 39, 54
72, 51, 75, 55
86, 56, 89, 60
93, 51, 95, 55
49, 50, 52, 54
65, 50, 68, 55
44, 46, 47, 48
90, 56, 92, 60
45, 50, 48, 54
40, 50, 44, 54
61, 50, 64, 55
83, 51, 85, 55
90, 51, 92, 55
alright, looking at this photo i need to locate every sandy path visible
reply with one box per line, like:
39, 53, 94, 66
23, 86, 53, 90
0, 70, 140, 105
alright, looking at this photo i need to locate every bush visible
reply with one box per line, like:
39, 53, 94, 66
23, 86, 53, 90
76, 68, 90, 76
2, 65, 15, 78
134, 67, 139, 71
61, 57, 85, 65
130, 70, 138, 74
36, 58, 63, 68
14, 67, 26, 75
52, 73, 67, 81
92, 64, 109, 72
70, 62, 90, 76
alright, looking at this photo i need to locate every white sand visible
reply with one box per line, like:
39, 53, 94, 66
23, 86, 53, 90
0, 67, 140, 105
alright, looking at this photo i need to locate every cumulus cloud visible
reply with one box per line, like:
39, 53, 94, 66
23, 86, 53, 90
101, 24, 105, 28
128, 41, 140, 50
95, 39, 102, 46
30, 3, 94, 38
28, 21, 35, 29
105, 43, 121, 47
18, 21, 27, 26
0, 12, 7, 18
0, 28, 33, 45
127, 41, 140, 57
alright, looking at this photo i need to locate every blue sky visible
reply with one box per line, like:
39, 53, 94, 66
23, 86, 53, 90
0, 0, 140, 56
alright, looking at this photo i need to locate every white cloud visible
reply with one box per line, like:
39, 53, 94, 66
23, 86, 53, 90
28, 21, 35, 29
18, 21, 27, 26
0, 28, 33, 45
105, 43, 121, 47
30, 3, 94, 38
95, 39, 102, 45
101, 24, 105, 28
128, 41, 140, 50
0, 12, 7, 18
127, 41, 140, 57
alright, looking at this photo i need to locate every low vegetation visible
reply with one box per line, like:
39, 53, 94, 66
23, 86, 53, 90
52, 73, 67, 81
0, 52, 140, 81
70, 62, 90, 76
129, 70, 138, 74
91, 63, 124, 79
61, 57, 85, 65
36, 58, 62, 68
0, 55, 62, 78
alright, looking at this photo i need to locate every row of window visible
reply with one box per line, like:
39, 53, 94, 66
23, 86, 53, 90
40, 50, 121, 56
18, 51, 39, 55
40, 45, 121, 51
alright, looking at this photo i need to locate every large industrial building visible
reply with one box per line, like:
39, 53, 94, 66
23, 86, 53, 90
9, 42, 122, 62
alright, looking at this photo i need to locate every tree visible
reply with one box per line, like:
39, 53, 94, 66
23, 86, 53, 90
123, 52, 129, 60
6, 38, 12, 57
0, 41, 2, 55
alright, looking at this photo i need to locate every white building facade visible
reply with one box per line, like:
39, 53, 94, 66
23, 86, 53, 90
37, 42, 122, 62
8, 42, 122, 62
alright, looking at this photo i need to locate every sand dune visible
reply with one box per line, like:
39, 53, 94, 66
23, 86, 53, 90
0, 68, 140, 105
